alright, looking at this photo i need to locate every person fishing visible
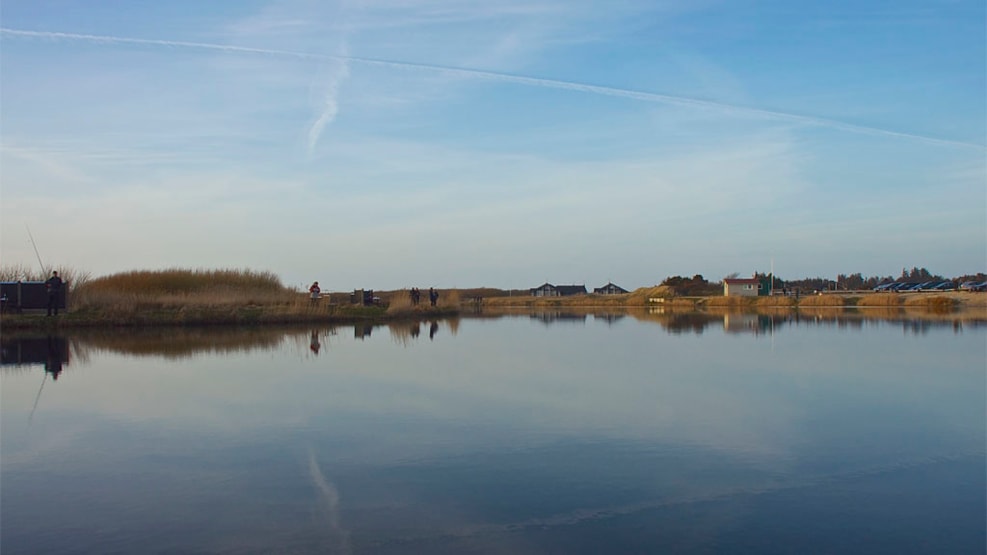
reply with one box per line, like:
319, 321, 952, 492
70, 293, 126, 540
45, 271, 62, 316
309, 281, 321, 305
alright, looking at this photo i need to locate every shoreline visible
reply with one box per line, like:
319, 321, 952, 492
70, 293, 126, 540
0, 303, 460, 330
2, 290, 984, 330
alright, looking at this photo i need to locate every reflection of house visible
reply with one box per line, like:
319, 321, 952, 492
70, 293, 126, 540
593, 282, 628, 295
723, 313, 759, 333
530, 311, 588, 325
723, 278, 762, 297
530, 283, 587, 297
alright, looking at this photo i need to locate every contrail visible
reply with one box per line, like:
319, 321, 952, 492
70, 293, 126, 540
308, 45, 351, 155
2, 27, 984, 151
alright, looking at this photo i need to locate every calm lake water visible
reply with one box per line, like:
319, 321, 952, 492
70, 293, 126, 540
2, 310, 985, 554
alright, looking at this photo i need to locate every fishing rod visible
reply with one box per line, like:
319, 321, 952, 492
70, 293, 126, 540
25, 224, 48, 277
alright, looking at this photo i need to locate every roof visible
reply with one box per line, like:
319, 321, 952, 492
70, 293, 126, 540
594, 282, 628, 292
724, 278, 760, 285
529, 283, 587, 295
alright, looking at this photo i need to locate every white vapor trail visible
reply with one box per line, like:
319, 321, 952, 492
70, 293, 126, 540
308, 51, 350, 156
2, 27, 984, 151
308, 449, 351, 555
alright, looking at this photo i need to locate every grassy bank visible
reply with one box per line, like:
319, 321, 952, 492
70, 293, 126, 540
0, 268, 453, 329
3, 267, 983, 330
482, 287, 986, 313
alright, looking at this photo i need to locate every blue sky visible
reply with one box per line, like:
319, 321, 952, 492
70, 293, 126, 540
1, 0, 984, 290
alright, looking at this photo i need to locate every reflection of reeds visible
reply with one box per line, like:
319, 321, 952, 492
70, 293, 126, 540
796, 306, 849, 319
387, 320, 421, 346
68, 327, 305, 359
850, 306, 904, 319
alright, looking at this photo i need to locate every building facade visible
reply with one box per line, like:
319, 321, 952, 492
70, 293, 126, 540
723, 278, 762, 297
530, 283, 588, 297
593, 282, 628, 295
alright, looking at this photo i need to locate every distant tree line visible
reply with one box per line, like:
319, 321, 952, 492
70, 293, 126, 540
660, 267, 986, 294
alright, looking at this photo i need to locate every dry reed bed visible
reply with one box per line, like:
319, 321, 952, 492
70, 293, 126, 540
1, 267, 394, 327
384, 289, 462, 317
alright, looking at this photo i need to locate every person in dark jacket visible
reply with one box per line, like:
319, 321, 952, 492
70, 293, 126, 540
45, 271, 63, 316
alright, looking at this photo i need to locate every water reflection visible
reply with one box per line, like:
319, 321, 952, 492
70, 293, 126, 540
1, 310, 983, 554
1, 334, 70, 379
531, 311, 588, 325
0, 309, 978, 364
310, 330, 322, 355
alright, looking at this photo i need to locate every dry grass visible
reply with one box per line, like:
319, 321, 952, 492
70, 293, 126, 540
704, 296, 755, 308
903, 295, 958, 312
796, 293, 852, 307
483, 290, 637, 308
385, 288, 461, 316
856, 293, 904, 307
71, 268, 296, 312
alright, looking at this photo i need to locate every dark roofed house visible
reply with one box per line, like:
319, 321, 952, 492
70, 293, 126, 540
531, 283, 557, 297
556, 285, 587, 296
530, 283, 587, 297
593, 282, 628, 295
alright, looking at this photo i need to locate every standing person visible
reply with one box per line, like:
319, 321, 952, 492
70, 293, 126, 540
429, 287, 438, 307
45, 270, 63, 316
309, 281, 321, 305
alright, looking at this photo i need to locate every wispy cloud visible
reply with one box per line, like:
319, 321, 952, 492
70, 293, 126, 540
3, 27, 982, 151
307, 45, 350, 156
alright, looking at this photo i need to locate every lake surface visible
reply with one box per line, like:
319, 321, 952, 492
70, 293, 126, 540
2, 310, 985, 554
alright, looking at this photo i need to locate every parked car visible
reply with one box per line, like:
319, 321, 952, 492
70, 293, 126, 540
929, 281, 955, 291
971, 281, 987, 292
873, 282, 896, 292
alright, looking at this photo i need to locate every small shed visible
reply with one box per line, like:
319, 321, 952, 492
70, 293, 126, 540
723, 278, 761, 297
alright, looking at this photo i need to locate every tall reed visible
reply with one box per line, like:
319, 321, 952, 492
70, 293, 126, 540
70, 268, 295, 311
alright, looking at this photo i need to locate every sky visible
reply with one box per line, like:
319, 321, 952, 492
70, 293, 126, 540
1, 0, 984, 291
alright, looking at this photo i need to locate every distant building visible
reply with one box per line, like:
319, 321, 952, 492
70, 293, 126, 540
723, 278, 762, 297
593, 282, 628, 295
530, 283, 587, 297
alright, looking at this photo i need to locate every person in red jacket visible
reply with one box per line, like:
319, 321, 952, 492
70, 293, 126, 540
309, 281, 321, 305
